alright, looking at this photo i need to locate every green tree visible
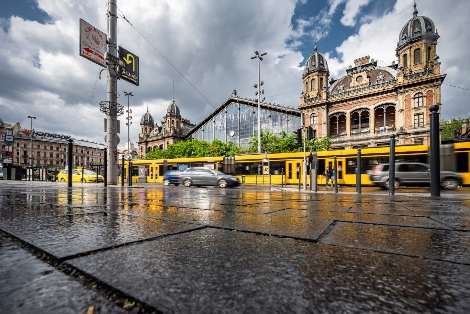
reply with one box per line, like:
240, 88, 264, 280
441, 118, 467, 141
246, 130, 331, 153
144, 138, 240, 159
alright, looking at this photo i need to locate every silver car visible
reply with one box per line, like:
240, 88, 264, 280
369, 162, 462, 190
178, 167, 240, 188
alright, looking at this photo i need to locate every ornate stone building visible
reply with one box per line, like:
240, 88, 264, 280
300, 3, 445, 149
138, 100, 194, 156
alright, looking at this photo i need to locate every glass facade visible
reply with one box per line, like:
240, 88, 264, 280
191, 102, 301, 148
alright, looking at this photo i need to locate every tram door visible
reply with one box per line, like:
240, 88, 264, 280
285, 161, 302, 185
324, 158, 343, 184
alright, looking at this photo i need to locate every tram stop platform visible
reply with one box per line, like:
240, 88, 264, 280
0, 181, 469, 313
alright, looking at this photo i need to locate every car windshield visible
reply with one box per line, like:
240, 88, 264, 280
83, 169, 97, 175
212, 170, 225, 175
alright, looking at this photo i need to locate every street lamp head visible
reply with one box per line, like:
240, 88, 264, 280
254, 51, 259, 55
260, 52, 267, 57
27, 116, 36, 119
250, 56, 257, 59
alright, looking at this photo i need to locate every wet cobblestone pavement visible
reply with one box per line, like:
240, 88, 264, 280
1, 181, 470, 313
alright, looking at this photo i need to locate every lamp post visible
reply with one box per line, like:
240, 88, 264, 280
124, 91, 133, 186
27, 116, 36, 177
251, 51, 266, 154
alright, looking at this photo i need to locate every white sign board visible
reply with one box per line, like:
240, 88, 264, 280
79, 19, 107, 67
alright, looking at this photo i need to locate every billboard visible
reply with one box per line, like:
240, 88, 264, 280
119, 46, 139, 86
80, 19, 107, 67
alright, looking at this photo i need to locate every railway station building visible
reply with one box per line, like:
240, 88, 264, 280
300, 3, 444, 150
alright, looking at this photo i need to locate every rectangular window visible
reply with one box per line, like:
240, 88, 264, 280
414, 114, 424, 127
456, 152, 469, 173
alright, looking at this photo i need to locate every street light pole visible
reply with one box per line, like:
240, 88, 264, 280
27, 116, 36, 167
251, 51, 266, 154
124, 91, 133, 186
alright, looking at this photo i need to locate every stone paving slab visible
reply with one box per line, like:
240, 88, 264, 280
274, 208, 449, 228
321, 222, 470, 264
0, 234, 127, 314
0, 213, 202, 259
67, 227, 470, 314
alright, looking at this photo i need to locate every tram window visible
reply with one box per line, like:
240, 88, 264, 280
235, 162, 261, 175
456, 152, 469, 173
159, 165, 164, 176
131, 167, 139, 176
317, 159, 325, 175
269, 162, 285, 175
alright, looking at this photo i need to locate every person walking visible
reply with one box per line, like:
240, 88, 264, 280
331, 168, 336, 187
324, 168, 330, 188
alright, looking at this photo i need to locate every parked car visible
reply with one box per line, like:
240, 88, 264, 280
57, 168, 104, 183
369, 162, 462, 190
178, 167, 240, 188
163, 170, 182, 186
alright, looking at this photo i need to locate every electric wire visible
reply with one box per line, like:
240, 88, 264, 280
80, 69, 101, 137
116, 7, 217, 111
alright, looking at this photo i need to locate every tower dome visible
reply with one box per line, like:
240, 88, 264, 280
303, 43, 328, 79
167, 100, 180, 116
140, 110, 154, 126
397, 3, 439, 49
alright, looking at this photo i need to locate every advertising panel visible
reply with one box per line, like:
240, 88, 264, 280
119, 46, 139, 86
80, 19, 107, 67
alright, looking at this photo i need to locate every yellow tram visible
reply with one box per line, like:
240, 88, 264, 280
122, 142, 470, 186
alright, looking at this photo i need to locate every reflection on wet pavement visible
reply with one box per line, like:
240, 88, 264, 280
1, 183, 470, 313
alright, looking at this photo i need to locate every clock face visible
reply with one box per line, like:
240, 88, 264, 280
356, 76, 363, 82
230, 130, 235, 137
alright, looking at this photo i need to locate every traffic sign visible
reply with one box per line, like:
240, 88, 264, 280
119, 46, 139, 86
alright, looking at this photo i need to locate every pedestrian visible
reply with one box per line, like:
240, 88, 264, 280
324, 168, 330, 187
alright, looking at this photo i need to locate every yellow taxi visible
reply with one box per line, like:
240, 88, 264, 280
57, 168, 104, 183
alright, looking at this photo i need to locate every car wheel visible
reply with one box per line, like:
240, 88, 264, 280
60, 178, 66, 182
218, 179, 228, 188
385, 179, 399, 189
164, 179, 170, 186
441, 178, 459, 190
183, 179, 192, 187
81, 179, 86, 183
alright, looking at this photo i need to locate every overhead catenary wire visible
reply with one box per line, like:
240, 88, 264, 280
116, 7, 217, 112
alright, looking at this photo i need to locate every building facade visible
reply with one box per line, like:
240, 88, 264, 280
300, 4, 444, 149
0, 118, 21, 166
186, 90, 302, 148
138, 100, 195, 157
12, 132, 105, 169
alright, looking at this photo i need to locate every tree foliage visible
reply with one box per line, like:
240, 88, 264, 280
441, 118, 467, 141
245, 131, 331, 153
143, 139, 240, 159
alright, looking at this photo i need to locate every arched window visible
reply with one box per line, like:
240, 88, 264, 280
319, 78, 324, 90
414, 48, 421, 64
414, 92, 424, 108
403, 53, 408, 67
311, 79, 316, 91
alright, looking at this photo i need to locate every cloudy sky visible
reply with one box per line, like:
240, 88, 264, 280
1, 0, 469, 146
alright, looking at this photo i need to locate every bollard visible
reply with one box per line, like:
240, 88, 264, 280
121, 155, 125, 187
356, 148, 361, 194
389, 134, 396, 195
430, 104, 440, 197
334, 156, 338, 193
103, 148, 107, 187
314, 161, 318, 192
67, 139, 73, 188
128, 160, 132, 187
